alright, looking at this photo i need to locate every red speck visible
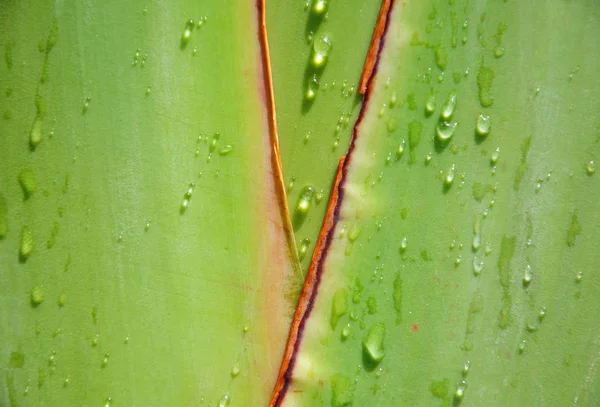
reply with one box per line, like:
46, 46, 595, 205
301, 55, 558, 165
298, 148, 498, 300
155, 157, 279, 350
411, 323, 419, 332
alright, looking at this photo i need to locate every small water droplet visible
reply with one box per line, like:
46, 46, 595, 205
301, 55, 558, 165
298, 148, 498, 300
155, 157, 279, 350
397, 139, 406, 159
399, 236, 408, 253
523, 264, 533, 286
455, 255, 462, 267
30, 285, 45, 306
425, 95, 436, 115
298, 238, 310, 261
231, 365, 240, 378
294, 186, 315, 228
82, 96, 91, 114
104, 397, 113, 407
63, 376, 70, 387
180, 19, 195, 49
92, 333, 99, 347
305, 74, 319, 101
472, 257, 484, 276
476, 114, 491, 137
445, 164, 456, 186
425, 152, 432, 165
101, 352, 109, 368
454, 380, 467, 403
585, 160, 596, 176
575, 271, 583, 283
124, 335, 130, 344
490, 147, 500, 164
494, 47, 505, 58
341, 324, 351, 341
219, 144, 233, 156
145, 85, 152, 96
218, 393, 231, 407
538, 306, 547, 321
180, 182, 195, 214
518, 339, 526, 353
462, 360, 471, 376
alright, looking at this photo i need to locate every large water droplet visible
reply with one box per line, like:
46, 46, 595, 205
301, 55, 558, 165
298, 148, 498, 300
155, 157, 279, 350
311, 0, 329, 15
362, 323, 386, 366
436, 121, 457, 142
454, 380, 467, 403
311, 35, 331, 69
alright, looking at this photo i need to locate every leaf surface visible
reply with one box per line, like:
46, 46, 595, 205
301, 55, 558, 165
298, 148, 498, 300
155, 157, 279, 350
0, 1, 300, 405
272, 0, 600, 405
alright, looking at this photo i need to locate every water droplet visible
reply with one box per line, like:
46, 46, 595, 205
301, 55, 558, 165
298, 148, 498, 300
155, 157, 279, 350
305, 74, 319, 101
82, 97, 91, 114
472, 257, 484, 276
298, 238, 310, 261
330, 289, 348, 330
101, 352, 109, 368
341, 324, 351, 341
490, 147, 500, 164
399, 236, 408, 253
425, 95, 436, 115
20, 226, 34, 262
396, 139, 406, 159
311, 0, 329, 15
445, 164, 456, 186
390, 91, 397, 106
180, 19, 195, 49
476, 114, 491, 137
29, 117, 43, 150
124, 335, 130, 344
518, 339, 526, 353
585, 160, 596, 176
18, 168, 37, 200
462, 360, 471, 376
538, 306, 547, 321
92, 334, 99, 347
30, 286, 44, 306
494, 47, 505, 58
145, 85, 152, 96
454, 380, 467, 403
455, 255, 462, 267
362, 323, 386, 365
293, 186, 315, 228
311, 35, 331, 69
425, 152, 432, 165
104, 397, 113, 407
63, 376, 69, 387
219, 144, 233, 156
218, 393, 231, 407
180, 182, 195, 214
231, 365, 240, 377
57, 291, 67, 307
575, 271, 583, 283
436, 121, 457, 142
441, 92, 457, 121
523, 264, 533, 286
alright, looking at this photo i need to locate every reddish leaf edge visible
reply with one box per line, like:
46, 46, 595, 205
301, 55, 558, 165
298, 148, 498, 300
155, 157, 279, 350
268, 1, 396, 405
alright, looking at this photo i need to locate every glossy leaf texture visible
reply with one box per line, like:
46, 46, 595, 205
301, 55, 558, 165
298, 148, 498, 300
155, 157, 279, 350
272, 0, 600, 405
0, 0, 300, 405
267, 0, 381, 270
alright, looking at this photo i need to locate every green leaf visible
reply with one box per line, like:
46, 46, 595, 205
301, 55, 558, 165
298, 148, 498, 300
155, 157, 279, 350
0, 1, 300, 405
267, 0, 382, 269
272, 0, 600, 405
